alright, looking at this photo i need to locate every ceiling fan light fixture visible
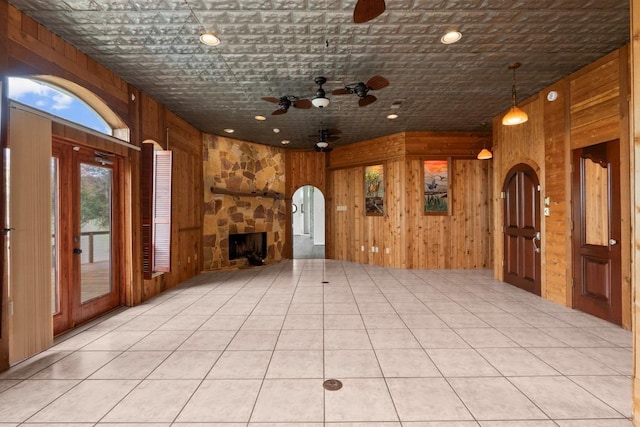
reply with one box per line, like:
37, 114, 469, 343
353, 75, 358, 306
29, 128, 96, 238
316, 141, 329, 148
281, 140, 290, 145
441, 30, 462, 44
477, 148, 493, 160
199, 32, 221, 46
223, 128, 234, 133
312, 97, 330, 108
255, 115, 266, 121
387, 113, 398, 120
502, 62, 528, 126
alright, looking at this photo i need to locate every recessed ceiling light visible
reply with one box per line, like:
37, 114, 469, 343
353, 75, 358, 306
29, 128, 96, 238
199, 32, 221, 46
273, 128, 280, 133
223, 128, 234, 133
281, 140, 290, 145
387, 113, 398, 120
255, 115, 266, 121
441, 31, 462, 44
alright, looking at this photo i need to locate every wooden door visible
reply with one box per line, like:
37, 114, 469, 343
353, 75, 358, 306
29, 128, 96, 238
572, 140, 621, 325
52, 140, 121, 336
503, 164, 541, 295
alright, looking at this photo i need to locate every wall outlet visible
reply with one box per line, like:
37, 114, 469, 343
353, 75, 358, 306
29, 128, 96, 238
336, 205, 347, 211
544, 207, 550, 216
371, 247, 375, 252
385, 248, 390, 254
361, 245, 365, 251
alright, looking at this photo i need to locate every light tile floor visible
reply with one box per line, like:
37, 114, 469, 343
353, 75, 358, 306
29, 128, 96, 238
0, 260, 633, 426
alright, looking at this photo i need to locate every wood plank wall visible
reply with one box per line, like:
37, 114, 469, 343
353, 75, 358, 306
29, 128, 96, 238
491, 46, 631, 329
327, 132, 492, 269
630, 0, 639, 419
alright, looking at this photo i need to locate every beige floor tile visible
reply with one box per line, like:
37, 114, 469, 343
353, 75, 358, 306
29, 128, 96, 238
509, 376, 623, 419
81, 331, 150, 351
362, 314, 406, 329
129, 330, 192, 351
241, 315, 286, 330
324, 314, 366, 330
89, 351, 171, 379
178, 330, 237, 350
368, 329, 421, 349
266, 350, 323, 378
497, 327, 568, 347
527, 347, 619, 376
569, 375, 631, 417
325, 378, 398, 422
282, 314, 324, 329
176, 379, 262, 422
453, 328, 517, 348
208, 350, 272, 379
375, 349, 441, 377
251, 379, 324, 422
148, 350, 221, 379
199, 315, 248, 330
157, 315, 210, 331
449, 377, 547, 420
102, 379, 199, 422
399, 313, 448, 329
227, 330, 280, 351
0, 379, 79, 422
426, 349, 500, 377
477, 348, 558, 376
28, 379, 139, 423
325, 330, 372, 350
324, 303, 360, 315
30, 351, 121, 379
277, 329, 324, 350
387, 378, 473, 421
412, 329, 470, 349
324, 349, 383, 378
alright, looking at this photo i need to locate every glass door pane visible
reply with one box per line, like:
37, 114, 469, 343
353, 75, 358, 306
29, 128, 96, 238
51, 157, 59, 314
80, 163, 112, 303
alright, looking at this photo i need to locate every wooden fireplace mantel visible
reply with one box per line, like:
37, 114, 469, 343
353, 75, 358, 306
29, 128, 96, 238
209, 186, 284, 200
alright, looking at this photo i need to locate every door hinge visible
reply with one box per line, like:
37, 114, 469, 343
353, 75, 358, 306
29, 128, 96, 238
500, 191, 505, 199
537, 185, 541, 191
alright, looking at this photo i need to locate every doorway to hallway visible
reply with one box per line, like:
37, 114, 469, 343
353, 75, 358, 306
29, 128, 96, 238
292, 185, 325, 259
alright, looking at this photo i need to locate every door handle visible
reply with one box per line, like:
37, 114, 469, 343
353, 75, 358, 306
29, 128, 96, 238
609, 239, 618, 246
73, 248, 83, 254
532, 231, 541, 253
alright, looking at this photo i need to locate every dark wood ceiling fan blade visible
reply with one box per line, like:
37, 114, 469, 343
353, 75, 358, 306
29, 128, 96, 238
359, 94, 377, 107
366, 75, 389, 90
353, 0, 386, 23
327, 136, 340, 142
293, 99, 312, 109
262, 97, 280, 103
272, 108, 288, 115
332, 88, 351, 95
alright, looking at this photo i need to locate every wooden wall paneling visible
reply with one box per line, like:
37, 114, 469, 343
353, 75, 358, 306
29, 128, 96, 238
6, 5, 129, 118
329, 133, 405, 169
405, 132, 491, 158
140, 93, 164, 145
543, 80, 570, 305
618, 45, 632, 329
631, 0, 640, 419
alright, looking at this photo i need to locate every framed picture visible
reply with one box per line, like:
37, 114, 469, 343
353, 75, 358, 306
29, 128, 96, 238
423, 159, 451, 214
364, 164, 384, 216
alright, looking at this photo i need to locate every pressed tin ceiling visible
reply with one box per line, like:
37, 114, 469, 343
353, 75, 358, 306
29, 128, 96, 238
6, 0, 630, 149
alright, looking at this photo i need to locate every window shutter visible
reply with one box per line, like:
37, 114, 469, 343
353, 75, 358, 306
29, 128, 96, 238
153, 150, 172, 272
141, 143, 154, 279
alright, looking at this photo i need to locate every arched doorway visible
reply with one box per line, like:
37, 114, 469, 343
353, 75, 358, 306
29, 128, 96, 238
292, 185, 325, 259
503, 163, 542, 295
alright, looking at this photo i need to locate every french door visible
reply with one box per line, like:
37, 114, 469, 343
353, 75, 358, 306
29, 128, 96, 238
52, 140, 121, 336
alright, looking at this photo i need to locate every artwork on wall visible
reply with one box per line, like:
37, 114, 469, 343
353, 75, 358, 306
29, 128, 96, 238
364, 164, 384, 216
423, 159, 451, 214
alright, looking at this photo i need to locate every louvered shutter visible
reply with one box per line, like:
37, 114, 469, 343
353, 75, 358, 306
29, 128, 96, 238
153, 150, 172, 272
141, 143, 154, 279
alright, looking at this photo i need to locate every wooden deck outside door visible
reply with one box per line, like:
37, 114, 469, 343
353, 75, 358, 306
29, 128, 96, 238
572, 140, 621, 325
52, 140, 121, 336
503, 164, 542, 295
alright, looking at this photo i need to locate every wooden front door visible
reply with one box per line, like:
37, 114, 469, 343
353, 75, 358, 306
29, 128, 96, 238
503, 164, 541, 295
52, 140, 122, 336
572, 140, 621, 325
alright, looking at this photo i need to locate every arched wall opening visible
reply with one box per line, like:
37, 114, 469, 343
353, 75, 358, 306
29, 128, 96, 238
292, 185, 325, 259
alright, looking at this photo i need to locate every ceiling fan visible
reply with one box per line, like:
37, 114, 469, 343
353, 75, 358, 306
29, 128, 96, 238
261, 96, 312, 115
353, 0, 386, 23
311, 128, 341, 152
332, 75, 390, 107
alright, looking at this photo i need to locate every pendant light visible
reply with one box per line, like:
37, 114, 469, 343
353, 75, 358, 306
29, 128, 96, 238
502, 62, 528, 126
477, 148, 493, 160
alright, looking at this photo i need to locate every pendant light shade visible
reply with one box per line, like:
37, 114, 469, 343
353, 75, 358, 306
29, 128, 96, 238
502, 62, 528, 126
477, 148, 493, 160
